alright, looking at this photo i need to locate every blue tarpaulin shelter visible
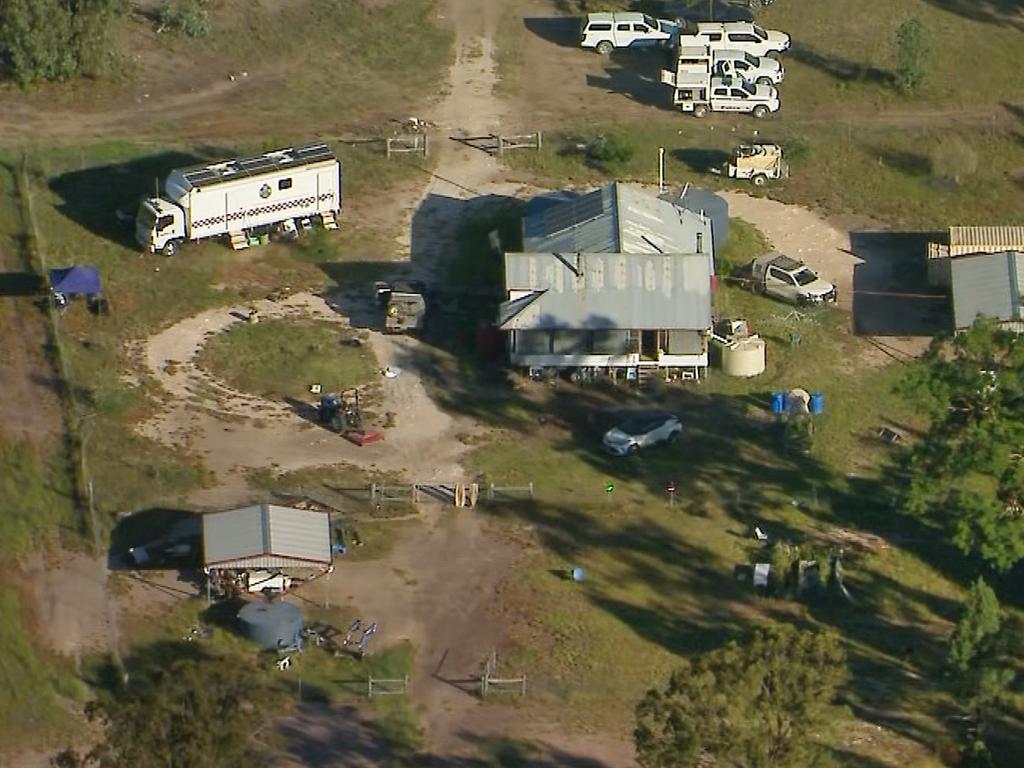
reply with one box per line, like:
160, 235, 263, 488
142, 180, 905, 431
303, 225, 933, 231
49, 266, 101, 296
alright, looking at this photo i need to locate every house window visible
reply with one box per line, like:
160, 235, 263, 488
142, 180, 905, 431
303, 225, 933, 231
551, 330, 588, 355
667, 330, 703, 355
278, 178, 293, 191
516, 330, 550, 355
591, 330, 630, 355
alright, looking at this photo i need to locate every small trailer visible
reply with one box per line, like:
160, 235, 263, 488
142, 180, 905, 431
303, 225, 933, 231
136, 142, 342, 256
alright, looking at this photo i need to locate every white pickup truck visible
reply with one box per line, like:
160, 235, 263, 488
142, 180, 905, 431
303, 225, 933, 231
671, 45, 784, 86
661, 73, 780, 117
751, 253, 837, 305
675, 21, 791, 58
580, 12, 680, 54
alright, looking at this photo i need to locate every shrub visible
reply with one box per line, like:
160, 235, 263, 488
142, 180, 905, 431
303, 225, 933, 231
895, 18, 929, 95
159, 0, 210, 38
585, 134, 636, 171
930, 136, 979, 185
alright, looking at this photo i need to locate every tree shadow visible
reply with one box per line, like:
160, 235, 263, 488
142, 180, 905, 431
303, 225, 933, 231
107, 506, 201, 571
671, 147, 732, 173
789, 43, 894, 87
849, 231, 950, 337
868, 148, 932, 178
48, 150, 208, 247
921, 0, 1024, 29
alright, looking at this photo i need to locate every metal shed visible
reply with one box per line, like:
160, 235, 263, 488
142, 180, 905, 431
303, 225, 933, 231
202, 504, 332, 570
927, 226, 1024, 288
950, 250, 1024, 331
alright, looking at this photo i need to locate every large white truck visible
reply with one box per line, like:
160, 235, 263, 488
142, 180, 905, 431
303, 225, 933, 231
660, 72, 780, 117
136, 142, 342, 256
670, 46, 783, 86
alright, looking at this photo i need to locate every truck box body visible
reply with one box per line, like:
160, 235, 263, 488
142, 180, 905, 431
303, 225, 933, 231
167, 143, 341, 241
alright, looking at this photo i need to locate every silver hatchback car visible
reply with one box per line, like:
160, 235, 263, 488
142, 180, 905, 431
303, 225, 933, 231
602, 412, 683, 456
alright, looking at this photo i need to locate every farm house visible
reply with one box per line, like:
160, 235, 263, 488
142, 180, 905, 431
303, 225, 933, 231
499, 182, 716, 381
950, 250, 1024, 332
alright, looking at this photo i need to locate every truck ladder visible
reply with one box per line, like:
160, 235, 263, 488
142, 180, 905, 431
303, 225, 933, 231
229, 231, 249, 251
321, 211, 339, 231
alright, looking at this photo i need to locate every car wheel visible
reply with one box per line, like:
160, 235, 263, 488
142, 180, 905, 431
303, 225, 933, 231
756, 76, 772, 87
628, 443, 639, 455
667, 429, 681, 443
752, 174, 768, 187
693, 104, 708, 118
596, 41, 613, 55
752, 105, 768, 119
161, 238, 182, 257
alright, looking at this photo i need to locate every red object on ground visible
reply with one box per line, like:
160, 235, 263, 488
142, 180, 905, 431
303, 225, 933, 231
345, 431, 383, 446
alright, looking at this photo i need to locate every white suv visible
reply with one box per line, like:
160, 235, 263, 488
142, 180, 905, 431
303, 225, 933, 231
678, 22, 791, 58
580, 12, 680, 55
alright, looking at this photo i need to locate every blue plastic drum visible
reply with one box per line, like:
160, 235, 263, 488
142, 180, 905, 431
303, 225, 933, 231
571, 567, 585, 582
809, 392, 825, 415
770, 391, 785, 415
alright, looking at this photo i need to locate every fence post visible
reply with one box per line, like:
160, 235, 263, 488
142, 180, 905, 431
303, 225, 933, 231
385, 139, 392, 159
489, 482, 495, 502
528, 481, 534, 499
370, 482, 378, 503
423, 134, 429, 157
368, 677, 374, 697
536, 131, 543, 150
412, 483, 419, 504
497, 134, 504, 156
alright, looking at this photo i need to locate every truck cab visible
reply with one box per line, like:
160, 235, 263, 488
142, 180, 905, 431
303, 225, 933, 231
751, 253, 836, 305
136, 197, 186, 256
581, 12, 679, 55
374, 280, 427, 333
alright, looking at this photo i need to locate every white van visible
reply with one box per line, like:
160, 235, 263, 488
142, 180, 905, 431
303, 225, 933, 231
580, 12, 680, 55
677, 22, 790, 58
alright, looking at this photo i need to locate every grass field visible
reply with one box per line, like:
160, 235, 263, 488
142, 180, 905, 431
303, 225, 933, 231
198, 319, 379, 401
499, 0, 1024, 229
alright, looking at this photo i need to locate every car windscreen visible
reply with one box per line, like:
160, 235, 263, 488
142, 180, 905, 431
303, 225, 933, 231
619, 414, 669, 434
743, 52, 758, 65
794, 268, 818, 286
752, 25, 767, 40
740, 80, 755, 95
643, 14, 658, 29
137, 203, 156, 229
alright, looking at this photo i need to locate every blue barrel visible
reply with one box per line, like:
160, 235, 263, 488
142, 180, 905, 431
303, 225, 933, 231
571, 567, 585, 582
809, 392, 825, 415
770, 391, 785, 415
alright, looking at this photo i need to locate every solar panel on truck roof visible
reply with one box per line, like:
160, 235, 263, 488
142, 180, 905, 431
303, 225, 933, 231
179, 142, 336, 188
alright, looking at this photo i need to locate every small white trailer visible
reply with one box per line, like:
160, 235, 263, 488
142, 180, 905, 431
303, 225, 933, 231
136, 142, 342, 256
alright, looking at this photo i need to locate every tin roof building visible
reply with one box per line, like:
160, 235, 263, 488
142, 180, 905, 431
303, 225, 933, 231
202, 504, 332, 570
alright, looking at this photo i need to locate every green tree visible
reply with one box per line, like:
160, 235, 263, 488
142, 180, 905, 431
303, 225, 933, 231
635, 626, 847, 768
0, 0, 77, 85
85, 655, 267, 768
159, 0, 211, 38
948, 578, 1002, 673
0, 0, 126, 85
895, 18, 929, 95
899, 319, 1024, 571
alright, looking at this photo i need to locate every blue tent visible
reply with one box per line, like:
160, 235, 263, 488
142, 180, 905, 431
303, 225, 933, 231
49, 266, 101, 296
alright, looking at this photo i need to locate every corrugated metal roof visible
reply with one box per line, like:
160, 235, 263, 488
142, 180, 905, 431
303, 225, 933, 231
948, 226, 1024, 257
522, 183, 711, 256
951, 251, 1024, 328
177, 142, 336, 189
500, 251, 712, 331
202, 504, 331, 568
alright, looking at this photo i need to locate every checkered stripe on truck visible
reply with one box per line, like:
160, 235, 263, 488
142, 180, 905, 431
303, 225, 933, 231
191, 192, 337, 230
